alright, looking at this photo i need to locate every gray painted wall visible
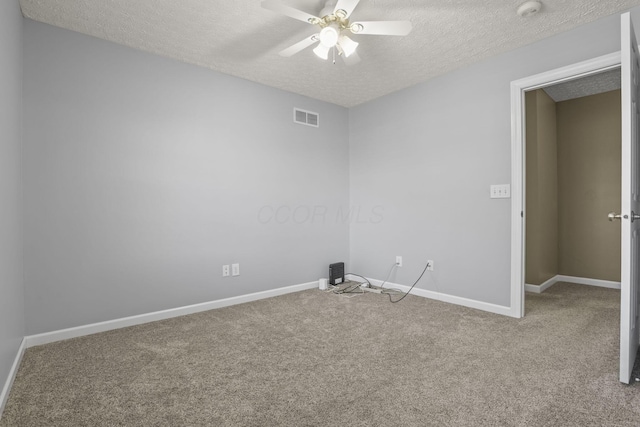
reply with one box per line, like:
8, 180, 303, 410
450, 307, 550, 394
0, 0, 24, 403
349, 9, 640, 307
23, 20, 349, 334
19, 7, 640, 336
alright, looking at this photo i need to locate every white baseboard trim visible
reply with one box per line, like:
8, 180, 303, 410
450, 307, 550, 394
525, 284, 541, 293
25, 281, 319, 348
525, 275, 557, 294
348, 275, 513, 317
556, 275, 621, 290
0, 338, 26, 420
525, 275, 621, 293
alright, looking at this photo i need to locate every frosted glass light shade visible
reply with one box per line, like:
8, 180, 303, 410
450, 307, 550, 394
319, 26, 339, 47
313, 43, 330, 60
339, 35, 358, 57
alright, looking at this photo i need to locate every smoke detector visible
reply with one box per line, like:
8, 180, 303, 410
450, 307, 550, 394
517, 1, 542, 17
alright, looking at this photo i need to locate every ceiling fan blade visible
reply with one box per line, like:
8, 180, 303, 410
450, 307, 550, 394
341, 50, 361, 66
334, 0, 361, 18
279, 34, 319, 57
262, 0, 321, 25
350, 21, 412, 36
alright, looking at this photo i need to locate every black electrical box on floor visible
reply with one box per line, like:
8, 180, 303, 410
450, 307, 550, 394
329, 262, 345, 285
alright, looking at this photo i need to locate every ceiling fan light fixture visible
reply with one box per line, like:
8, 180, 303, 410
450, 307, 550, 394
319, 26, 340, 47
263, 0, 413, 64
338, 35, 358, 57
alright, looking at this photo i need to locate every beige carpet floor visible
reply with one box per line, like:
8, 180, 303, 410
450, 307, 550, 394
2, 282, 639, 426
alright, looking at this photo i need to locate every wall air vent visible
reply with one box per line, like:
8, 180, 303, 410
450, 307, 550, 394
293, 108, 319, 128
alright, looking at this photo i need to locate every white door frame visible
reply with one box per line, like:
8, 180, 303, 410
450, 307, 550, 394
509, 52, 622, 318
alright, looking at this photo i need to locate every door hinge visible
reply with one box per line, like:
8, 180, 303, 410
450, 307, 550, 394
521, 211, 524, 218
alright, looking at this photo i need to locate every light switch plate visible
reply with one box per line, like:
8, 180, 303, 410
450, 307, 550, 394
232, 263, 240, 276
490, 184, 511, 199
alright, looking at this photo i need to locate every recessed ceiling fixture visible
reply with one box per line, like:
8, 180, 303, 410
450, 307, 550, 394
517, 1, 543, 17
262, 0, 413, 64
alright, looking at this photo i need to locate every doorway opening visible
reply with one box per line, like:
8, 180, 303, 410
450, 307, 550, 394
512, 12, 640, 386
524, 71, 622, 296
509, 52, 622, 319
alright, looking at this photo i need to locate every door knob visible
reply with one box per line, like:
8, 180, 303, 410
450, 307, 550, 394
609, 212, 623, 221
632, 211, 640, 222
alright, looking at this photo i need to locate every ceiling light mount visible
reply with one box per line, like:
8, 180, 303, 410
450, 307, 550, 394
517, 1, 542, 18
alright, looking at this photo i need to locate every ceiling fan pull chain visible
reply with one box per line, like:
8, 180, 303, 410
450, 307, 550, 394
332, 47, 336, 64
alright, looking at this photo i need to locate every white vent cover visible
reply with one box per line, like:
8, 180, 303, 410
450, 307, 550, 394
293, 108, 319, 127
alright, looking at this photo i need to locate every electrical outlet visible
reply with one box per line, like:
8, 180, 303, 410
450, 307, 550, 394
222, 265, 230, 277
396, 256, 402, 267
427, 260, 434, 271
232, 263, 240, 276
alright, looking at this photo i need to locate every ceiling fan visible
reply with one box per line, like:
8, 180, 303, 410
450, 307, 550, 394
262, 0, 413, 63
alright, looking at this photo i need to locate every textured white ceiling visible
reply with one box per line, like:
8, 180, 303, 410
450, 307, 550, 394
18, 0, 640, 107
544, 69, 621, 102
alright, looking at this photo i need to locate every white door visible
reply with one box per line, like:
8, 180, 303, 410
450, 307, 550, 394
619, 12, 640, 384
